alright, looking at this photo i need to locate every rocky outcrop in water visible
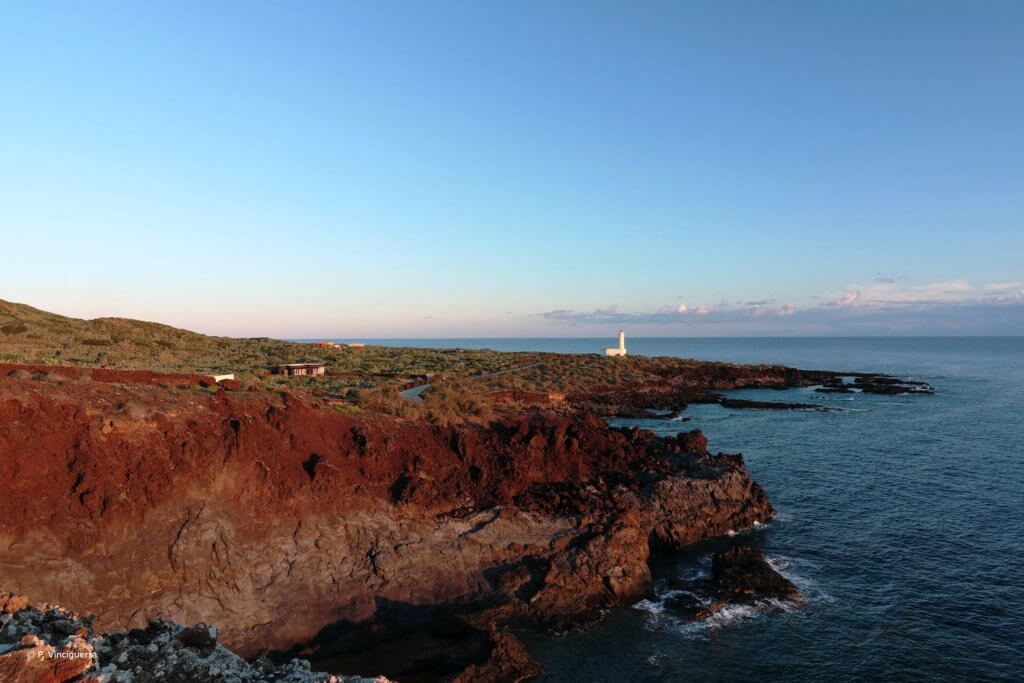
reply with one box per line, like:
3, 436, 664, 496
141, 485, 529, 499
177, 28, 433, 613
854, 376, 935, 394
718, 398, 835, 412
814, 375, 935, 395
711, 546, 799, 602
660, 545, 801, 622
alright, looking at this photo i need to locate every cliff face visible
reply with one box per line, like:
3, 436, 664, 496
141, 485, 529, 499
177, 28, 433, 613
0, 368, 772, 674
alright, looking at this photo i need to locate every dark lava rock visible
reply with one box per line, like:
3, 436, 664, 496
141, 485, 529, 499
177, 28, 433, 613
614, 405, 659, 418
858, 382, 934, 395
668, 404, 689, 419
451, 632, 544, 683
0, 594, 345, 682
719, 398, 834, 412
663, 593, 705, 617
854, 375, 905, 385
815, 386, 855, 393
177, 623, 218, 649
712, 546, 799, 601
671, 429, 708, 453
854, 375, 935, 395
811, 374, 935, 395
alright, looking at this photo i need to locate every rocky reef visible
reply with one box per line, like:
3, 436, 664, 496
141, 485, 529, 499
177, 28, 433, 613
659, 545, 802, 622
815, 374, 935, 395
717, 397, 835, 411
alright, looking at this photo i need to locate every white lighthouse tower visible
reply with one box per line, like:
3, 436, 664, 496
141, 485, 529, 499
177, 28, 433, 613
604, 330, 627, 357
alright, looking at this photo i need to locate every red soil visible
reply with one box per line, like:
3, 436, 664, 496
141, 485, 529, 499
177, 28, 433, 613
0, 362, 218, 388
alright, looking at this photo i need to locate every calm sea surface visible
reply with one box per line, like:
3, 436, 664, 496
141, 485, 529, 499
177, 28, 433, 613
363, 338, 1024, 681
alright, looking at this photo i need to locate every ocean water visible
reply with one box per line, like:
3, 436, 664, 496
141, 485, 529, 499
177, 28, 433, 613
369, 337, 1024, 681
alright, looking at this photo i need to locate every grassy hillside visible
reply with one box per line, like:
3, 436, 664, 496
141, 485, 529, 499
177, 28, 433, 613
0, 300, 762, 405
0, 299, 541, 394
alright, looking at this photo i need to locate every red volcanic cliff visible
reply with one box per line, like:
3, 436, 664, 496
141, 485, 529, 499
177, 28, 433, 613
0, 366, 773, 677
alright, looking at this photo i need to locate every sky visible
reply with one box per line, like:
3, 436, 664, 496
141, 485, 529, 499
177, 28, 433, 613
1, 0, 1022, 337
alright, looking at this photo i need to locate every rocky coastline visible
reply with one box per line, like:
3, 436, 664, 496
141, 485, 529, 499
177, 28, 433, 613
0, 359, 923, 681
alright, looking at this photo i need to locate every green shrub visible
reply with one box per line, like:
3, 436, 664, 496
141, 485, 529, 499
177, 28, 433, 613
1, 323, 28, 335
422, 381, 493, 426
357, 386, 420, 419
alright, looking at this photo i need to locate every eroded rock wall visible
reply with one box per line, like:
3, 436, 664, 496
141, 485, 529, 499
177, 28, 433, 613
0, 371, 772, 662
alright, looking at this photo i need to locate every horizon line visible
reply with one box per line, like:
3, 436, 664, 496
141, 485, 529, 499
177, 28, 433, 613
287, 334, 1024, 341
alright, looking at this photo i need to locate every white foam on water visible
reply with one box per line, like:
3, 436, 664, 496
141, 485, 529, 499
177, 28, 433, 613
765, 555, 834, 606
632, 598, 665, 615
723, 519, 773, 538
692, 603, 762, 630
766, 555, 811, 591
669, 564, 710, 583
637, 551, 833, 638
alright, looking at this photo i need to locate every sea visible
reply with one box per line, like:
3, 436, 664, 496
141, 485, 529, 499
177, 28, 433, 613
357, 337, 1024, 682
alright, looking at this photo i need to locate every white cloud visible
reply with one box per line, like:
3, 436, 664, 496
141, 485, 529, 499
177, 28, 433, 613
825, 291, 860, 308
537, 278, 1024, 333
861, 279, 972, 304
984, 282, 1024, 292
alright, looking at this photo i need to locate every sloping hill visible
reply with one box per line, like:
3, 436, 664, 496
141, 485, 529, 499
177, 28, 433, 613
0, 298, 289, 375
0, 300, 539, 390
1, 299, 213, 347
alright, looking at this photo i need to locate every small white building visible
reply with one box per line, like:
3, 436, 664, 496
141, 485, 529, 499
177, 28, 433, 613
604, 330, 627, 357
273, 362, 327, 377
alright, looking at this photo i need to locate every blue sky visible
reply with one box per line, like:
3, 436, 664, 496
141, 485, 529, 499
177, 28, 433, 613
1, 1, 1022, 336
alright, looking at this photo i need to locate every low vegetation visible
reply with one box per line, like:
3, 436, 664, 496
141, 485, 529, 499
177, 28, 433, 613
0, 299, 540, 395
0, 299, 767, 420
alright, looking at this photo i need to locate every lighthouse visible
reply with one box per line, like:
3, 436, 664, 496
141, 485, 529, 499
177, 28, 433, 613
604, 330, 627, 357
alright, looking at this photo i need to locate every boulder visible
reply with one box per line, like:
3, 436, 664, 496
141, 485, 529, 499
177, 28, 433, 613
711, 546, 799, 601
